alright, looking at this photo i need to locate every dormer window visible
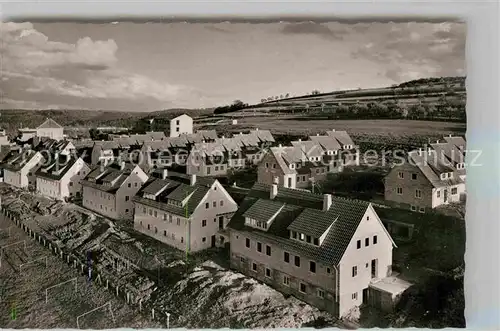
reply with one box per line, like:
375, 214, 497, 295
290, 164, 295, 169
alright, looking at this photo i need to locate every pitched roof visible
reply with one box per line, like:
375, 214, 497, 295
35, 154, 84, 181
228, 183, 373, 266
243, 199, 285, 223
37, 118, 63, 129
80, 162, 138, 193
326, 130, 355, 146
408, 150, 464, 188
133, 175, 215, 217
0, 149, 41, 171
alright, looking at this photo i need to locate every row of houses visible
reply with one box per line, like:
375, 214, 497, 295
257, 129, 360, 189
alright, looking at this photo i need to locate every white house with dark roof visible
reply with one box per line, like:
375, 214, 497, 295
1, 149, 44, 188
384, 136, 467, 211
19, 118, 65, 141
35, 151, 90, 200
227, 181, 400, 318
133, 171, 238, 252
170, 114, 193, 137
81, 162, 148, 220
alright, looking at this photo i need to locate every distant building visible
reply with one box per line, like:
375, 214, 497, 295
133, 171, 238, 252
227, 182, 399, 318
0, 129, 9, 146
384, 136, 466, 212
19, 118, 64, 141
170, 114, 193, 137
80, 162, 149, 220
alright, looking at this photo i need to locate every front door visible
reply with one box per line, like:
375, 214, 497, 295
371, 259, 378, 278
211, 235, 216, 247
219, 216, 224, 230
362, 288, 369, 304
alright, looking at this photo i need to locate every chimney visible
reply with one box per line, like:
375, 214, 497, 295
449, 134, 452, 137
436, 140, 439, 144
332, 129, 336, 132
316, 133, 319, 136
278, 144, 282, 148
323, 194, 332, 211
418, 148, 423, 156
190, 174, 197, 186
162, 168, 168, 179
298, 138, 302, 142
120, 161, 125, 170
428, 147, 432, 155
255, 128, 259, 131
270, 178, 279, 199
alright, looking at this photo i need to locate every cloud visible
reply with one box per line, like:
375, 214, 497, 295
350, 22, 465, 82
281, 22, 344, 40
0, 22, 198, 111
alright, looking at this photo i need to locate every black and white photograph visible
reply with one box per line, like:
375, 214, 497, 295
0, 16, 470, 329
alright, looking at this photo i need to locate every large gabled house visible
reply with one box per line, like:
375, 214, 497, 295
34, 151, 90, 200
384, 137, 466, 211
1, 149, 44, 188
133, 171, 238, 252
80, 162, 149, 220
227, 182, 399, 318
18, 118, 65, 141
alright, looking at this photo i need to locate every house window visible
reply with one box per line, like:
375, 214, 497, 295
163, 230, 167, 236
313, 238, 319, 246
252, 263, 257, 272
294, 256, 301, 267
265, 268, 271, 278
398, 172, 404, 179
373, 235, 378, 244
202, 220, 207, 227
272, 164, 276, 169
451, 187, 458, 195
169, 215, 173, 222
317, 289, 325, 298
246, 238, 250, 248
69, 182, 73, 187
326, 267, 331, 274
147, 224, 150, 230
266, 245, 271, 256
177, 218, 180, 226
352, 266, 357, 277
213, 201, 216, 207
309, 261, 316, 273
202, 237, 206, 242
412, 173, 418, 180
292, 231, 297, 239
125, 196, 129, 201
205, 203, 209, 209
306, 235, 311, 243
357, 240, 361, 249
265, 163, 269, 168
154, 211, 157, 217
419, 207, 425, 213
125, 209, 129, 212
283, 276, 290, 286
299, 233, 305, 241
128, 183, 131, 188
284, 252, 290, 263
154, 227, 158, 234
411, 205, 417, 211
142, 207, 147, 214
257, 242, 262, 252
437, 190, 441, 198
240, 256, 244, 263
397, 187, 403, 195
215, 166, 218, 171
352, 292, 358, 300
299, 283, 307, 293
415, 189, 422, 198
220, 200, 224, 206
365, 238, 369, 247
135, 182, 138, 187
181, 237, 184, 243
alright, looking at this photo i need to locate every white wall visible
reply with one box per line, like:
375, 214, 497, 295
37, 127, 64, 141
170, 115, 193, 138
338, 205, 394, 317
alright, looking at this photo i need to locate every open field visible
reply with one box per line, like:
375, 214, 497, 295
223, 118, 466, 137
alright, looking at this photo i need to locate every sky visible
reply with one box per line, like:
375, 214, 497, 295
0, 21, 466, 112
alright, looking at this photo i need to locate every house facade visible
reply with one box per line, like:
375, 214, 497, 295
227, 182, 396, 318
35, 153, 90, 200
81, 162, 148, 220
170, 114, 193, 138
384, 137, 466, 211
1, 150, 44, 188
133, 172, 238, 252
